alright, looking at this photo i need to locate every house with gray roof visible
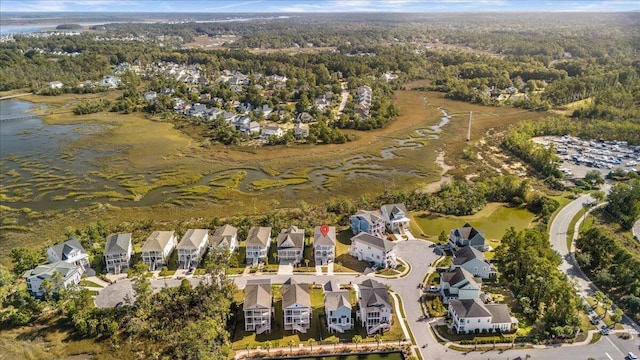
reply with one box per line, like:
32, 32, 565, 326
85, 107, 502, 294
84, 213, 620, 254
357, 279, 393, 335
350, 209, 385, 238
449, 223, 488, 251
244, 279, 272, 334
380, 203, 410, 234
294, 122, 309, 140
141, 231, 177, 271
210, 224, 238, 252
349, 232, 397, 269
440, 267, 482, 304
448, 298, 517, 334
177, 229, 209, 269
313, 225, 336, 265
47, 239, 90, 274
23, 261, 82, 298
281, 278, 311, 333
324, 281, 353, 333
277, 226, 305, 265
104, 233, 133, 274
246, 226, 272, 265
451, 246, 497, 279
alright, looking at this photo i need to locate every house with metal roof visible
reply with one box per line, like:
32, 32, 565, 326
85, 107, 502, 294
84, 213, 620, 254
357, 279, 393, 335
277, 226, 305, 265
281, 278, 311, 333
313, 225, 336, 265
46, 239, 90, 274
141, 231, 177, 271
448, 298, 517, 334
324, 281, 353, 333
246, 226, 272, 265
244, 279, 272, 334
23, 261, 82, 298
349, 232, 397, 269
177, 229, 209, 269
104, 233, 133, 274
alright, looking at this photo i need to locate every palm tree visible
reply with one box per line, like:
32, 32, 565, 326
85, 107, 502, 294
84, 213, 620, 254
331, 337, 340, 350
288, 339, 296, 354
265, 341, 271, 354
352, 335, 362, 350
374, 334, 383, 349
305, 258, 310, 269
308, 338, 316, 351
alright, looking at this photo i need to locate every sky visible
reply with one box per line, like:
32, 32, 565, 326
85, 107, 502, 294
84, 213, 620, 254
1, 0, 639, 13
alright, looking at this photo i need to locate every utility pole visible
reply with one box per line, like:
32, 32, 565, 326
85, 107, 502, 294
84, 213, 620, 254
466, 111, 472, 141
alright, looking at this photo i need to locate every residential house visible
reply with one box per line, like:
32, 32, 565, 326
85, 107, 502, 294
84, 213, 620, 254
277, 226, 305, 265
232, 116, 250, 130
357, 279, 393, 334
296, 112, 314, 123
177, 229, 209, 269
324, 281, 353, 333
143, 90, 157, 101
350, 209, 385, 238
243, 279, 272, 334
141, 231, 177, 271
313, 225, 336, 265
246, 226, 272, 265
48, 81, 63, 89
98, 75, 120, 88
282, 278, 312, 333
315, 95, 331, 111
104, 233, 133, 274
349, 232, 397, 269
23, 261, 82, 298
440, 267, 482, 304
240, 121, 260, 135
262, 125, 284, 139
449, 223, 488, 251
210, 224, 238, 252
448, 298, 518, 334
46, 239, 90, 274
451, 246, 497, 279
380, 203, 410, 234
294, 123, 309, 140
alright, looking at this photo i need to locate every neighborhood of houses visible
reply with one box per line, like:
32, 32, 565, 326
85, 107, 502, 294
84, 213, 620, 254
23, 205, 518, 338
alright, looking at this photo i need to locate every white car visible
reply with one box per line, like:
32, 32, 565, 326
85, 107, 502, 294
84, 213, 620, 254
428, 286, 439, 292
627, 352, 638, 360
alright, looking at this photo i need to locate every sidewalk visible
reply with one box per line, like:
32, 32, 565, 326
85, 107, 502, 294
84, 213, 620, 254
234, 340, 411, 360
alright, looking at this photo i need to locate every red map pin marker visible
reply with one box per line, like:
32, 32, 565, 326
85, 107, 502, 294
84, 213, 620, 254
320, 224, 330, 237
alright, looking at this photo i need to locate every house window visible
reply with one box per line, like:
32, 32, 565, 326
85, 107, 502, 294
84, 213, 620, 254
478, 319, 481, 323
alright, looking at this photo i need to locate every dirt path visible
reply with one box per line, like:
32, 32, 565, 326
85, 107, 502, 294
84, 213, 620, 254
337, 81, 348, 115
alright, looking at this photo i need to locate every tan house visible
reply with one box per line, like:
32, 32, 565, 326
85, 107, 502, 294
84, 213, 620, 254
282, 278, 312, 333
246, 226, 272, 265
244, 279, 272, 334
277, 226, 305, 264
313, 225, 336, 265
177, 229, 209, 269
104, 233, 133, 274
141, 231, 177, 271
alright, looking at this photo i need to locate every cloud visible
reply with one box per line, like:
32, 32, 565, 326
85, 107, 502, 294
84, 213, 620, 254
203, 1, 264, 11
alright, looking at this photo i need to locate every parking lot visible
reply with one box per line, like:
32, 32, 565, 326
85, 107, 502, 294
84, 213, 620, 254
534, 135, 640, 178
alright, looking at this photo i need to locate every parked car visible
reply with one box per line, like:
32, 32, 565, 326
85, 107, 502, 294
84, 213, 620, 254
428, 286, 439, 292
626, 352, 638, 360
600, 328, 610, 335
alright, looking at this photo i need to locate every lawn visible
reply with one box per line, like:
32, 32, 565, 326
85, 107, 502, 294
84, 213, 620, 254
79, 280, 103, 288
334, 229, 369, 273
411, 203, 536, 248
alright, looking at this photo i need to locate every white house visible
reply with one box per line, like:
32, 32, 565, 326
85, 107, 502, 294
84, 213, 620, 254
141, 231, 177, 271
448, 298, 517, 334
440, 267, 482, 304
357, 279, 392, 335
324, 281, 353, 333
380, 203, 410, 234
244, 279, 272, 334
48, 81, 63, 89
313, 225, 336, 265
277, 226, 305, 264
104, 233, 133, 274
23, 261, 82, 298
350, 209, 385, 238
451, 246, 497, 279
282, 278, 312, 333
349, 232, 397, 269
246, 226, 272, 265
262, 125, 284, 138
46, 239, 90, 274
294, 123, 309, 140
449, 223, 488, 251
210, 224, 238, 252
177, 229, 209, 269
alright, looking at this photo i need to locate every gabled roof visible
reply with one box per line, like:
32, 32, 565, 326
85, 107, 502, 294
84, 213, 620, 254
452, 246, 487, 266
314, 226, 336, 247
485, 304, 514, 324
441, 267, 480, 288
352, 209, 384, 224
325, 290, 351, 312
323, 281, 340, 292
244, 279, 272, 310
141, 231, 175, 253
359, 279, 391, 309
381, 204, 408, 221
49, 239, 86, 261
211, 224, 238, 247
104, 233, 132, 255
282, 278, 311, 308
246, 226, 272, 247
351, 232, 396, 252
449, 298, 491, 318
178, 229, 209, 250
23, 261, 79, 280
453, 223, 483, 240
277, 226, 305, 249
